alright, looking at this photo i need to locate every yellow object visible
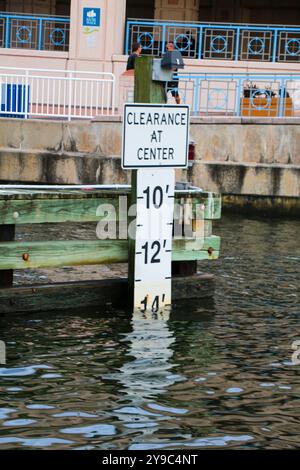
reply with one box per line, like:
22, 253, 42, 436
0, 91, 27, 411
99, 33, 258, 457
241, 97, 293, 117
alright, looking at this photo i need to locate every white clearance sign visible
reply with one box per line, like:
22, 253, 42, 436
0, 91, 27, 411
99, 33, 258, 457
122, 104, 190, 169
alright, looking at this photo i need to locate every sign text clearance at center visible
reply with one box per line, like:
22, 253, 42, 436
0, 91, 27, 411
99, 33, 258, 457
122, 104, 190, 313
122, 104, 189, 169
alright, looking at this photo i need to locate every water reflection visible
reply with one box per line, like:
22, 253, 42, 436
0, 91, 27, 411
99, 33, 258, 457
104, 311, 185, 441
111, 311, 182, 400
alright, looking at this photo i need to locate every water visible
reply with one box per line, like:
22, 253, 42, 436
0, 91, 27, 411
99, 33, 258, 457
0, 214, 299, 450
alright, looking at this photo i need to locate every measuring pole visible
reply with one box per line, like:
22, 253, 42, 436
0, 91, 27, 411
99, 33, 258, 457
125, 57, 189, 313
129, 56, 167, 312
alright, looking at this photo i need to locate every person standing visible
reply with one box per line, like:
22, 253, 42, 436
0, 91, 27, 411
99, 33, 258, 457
165, 42, 181, 104
126, 42, 142, 71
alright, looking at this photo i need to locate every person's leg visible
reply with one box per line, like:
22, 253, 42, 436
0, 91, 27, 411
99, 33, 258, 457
171, 90, 178, 104
173, 80, 180, 104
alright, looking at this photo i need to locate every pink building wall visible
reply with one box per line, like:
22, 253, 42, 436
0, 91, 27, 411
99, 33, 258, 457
0, 0, 299, 109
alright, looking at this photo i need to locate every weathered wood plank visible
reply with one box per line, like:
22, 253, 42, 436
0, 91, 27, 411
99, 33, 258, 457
0, 197, 121, 225
0, 236, 221, 270
0, 274, 215, 315
0, 194, 221, 225
0, 188, 132, 200
0, 188, 220, 202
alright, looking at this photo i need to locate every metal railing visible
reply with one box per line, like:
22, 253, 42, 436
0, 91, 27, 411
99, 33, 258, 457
176, 73, 300, 117
0, 67, 116, 120
0, 12, 70, 51
126, 19, 300, 63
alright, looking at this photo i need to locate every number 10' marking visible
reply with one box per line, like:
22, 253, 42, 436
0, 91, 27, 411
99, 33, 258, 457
143, 185, 170, 209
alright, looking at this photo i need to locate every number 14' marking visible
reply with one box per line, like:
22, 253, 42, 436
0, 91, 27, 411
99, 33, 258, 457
140, 294, 166, 313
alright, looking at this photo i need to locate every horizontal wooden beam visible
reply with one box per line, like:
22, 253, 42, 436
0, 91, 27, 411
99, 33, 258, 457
0, 188, 220, 203
0, 236, 221, 270
0, 274, 215, 315
0, 193, 222, 224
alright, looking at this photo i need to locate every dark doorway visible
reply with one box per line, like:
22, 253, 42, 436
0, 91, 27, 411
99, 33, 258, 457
199, 0, 300, 25
0, 1, 70, 16
126, 0, 155, 19
56, 0, 71, 16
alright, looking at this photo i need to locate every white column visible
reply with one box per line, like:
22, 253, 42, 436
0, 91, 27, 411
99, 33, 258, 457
68, 0, 126, 72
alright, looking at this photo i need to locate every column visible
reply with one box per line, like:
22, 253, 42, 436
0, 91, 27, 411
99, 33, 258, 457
68, 0, 127, 72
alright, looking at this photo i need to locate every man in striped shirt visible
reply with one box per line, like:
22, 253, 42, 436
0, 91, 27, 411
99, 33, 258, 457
166, 41, 181, 104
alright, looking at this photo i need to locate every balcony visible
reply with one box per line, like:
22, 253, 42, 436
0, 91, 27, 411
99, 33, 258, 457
0, 12, 70, 52
126, 19, 300, 63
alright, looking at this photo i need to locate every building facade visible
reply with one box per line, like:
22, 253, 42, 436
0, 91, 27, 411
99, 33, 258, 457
0, 0, 299, 71
0, 0, 299, 114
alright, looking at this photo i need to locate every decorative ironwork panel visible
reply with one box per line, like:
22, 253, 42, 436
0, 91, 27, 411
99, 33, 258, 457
10, 18, 39, 49
278, 31, 300, 62
43, 20, 70, 51
0, 13, 70, 51
166, 27, 198, 58
243, 82, 276, 115
240, 30, 273, 61
205, 81, 237, 115
126, 20, 300, 64
130, 24, 162, 56
284, 79, 300, 114
176, 73, 300, 117
203, 29, 236, 60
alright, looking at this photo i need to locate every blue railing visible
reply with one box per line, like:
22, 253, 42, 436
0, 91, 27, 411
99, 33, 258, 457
126, 19, 300, 63
172, 73, 300, 117
0, 12, 70, 51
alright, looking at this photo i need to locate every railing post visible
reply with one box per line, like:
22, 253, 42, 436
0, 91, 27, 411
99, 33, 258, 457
125, 21, 130, 55
5, 16, 10, 48
272, 29, 278, 63
38, 18, 43, 50
236, 77, 242, 117
68, 71, 73, 121
198, 27, 203, 60
111, 75, 116, 116
193, 77, 200, 115
161, 24, 166, 55
235, 27, 240, 62
279, 78, 285, 117
24, 70, 29, 119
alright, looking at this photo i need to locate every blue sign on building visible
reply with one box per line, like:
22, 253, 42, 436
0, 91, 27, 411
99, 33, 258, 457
83, 8, 101, 27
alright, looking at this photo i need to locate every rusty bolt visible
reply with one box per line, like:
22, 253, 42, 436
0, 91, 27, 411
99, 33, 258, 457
22, 253, 30, 262
207, 247, 214, 256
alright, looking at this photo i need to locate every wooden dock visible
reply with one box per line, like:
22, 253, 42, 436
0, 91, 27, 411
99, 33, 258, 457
0, 185, 221, 314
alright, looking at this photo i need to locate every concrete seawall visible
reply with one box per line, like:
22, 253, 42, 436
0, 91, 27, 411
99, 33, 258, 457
0, 116, 299, 214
